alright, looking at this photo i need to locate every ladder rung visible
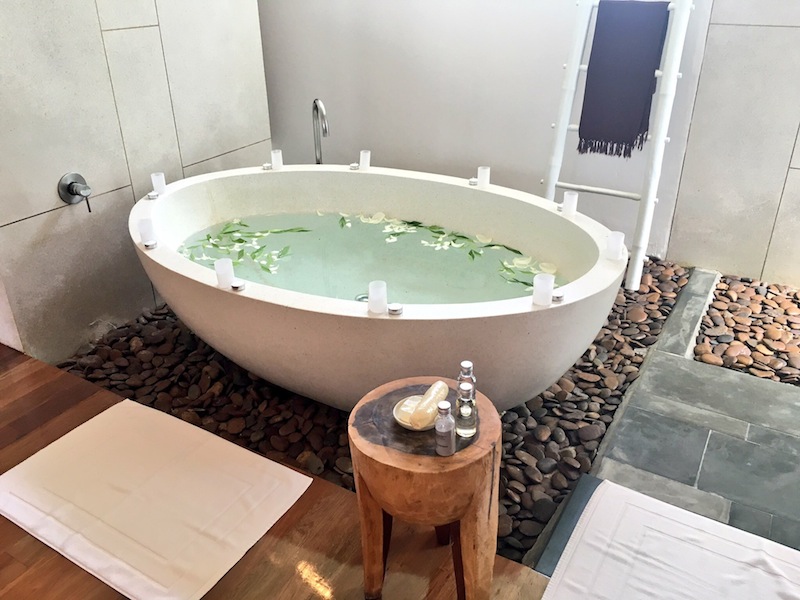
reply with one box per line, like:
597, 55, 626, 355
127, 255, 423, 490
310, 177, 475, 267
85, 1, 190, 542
568, 124, 579, 131
579, 64, 588, 72
556, 181, 642, 201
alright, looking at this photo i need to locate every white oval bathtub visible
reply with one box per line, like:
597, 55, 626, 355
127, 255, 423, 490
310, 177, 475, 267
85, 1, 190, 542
128, 165, 627, 412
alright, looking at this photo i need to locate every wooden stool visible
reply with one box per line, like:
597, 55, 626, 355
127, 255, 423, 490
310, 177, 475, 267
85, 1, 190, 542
348, 376, 502, 600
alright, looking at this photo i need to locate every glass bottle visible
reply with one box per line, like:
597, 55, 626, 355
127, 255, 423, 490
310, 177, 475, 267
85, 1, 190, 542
435, 400, 456, 457
457, 360, 476, 387
455, 381, 477, 438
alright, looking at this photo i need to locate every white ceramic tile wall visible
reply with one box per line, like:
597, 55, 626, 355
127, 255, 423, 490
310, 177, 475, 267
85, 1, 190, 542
103, 27, 183, 202
711, 0, 800, 27
182, 141, 272, 178
96, 0, 158, 30
669, 25, 800, 282
1, 0, 271, 362
157, 0, 271, 167
0, 189, 154, 362
0, 0, 129, 226
763, 170, 800, 286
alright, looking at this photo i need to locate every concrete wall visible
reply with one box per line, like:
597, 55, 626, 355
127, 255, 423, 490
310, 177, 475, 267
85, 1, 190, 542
668, 1, 800, 286
258, 0, 712, 259
0, 0, 271, 362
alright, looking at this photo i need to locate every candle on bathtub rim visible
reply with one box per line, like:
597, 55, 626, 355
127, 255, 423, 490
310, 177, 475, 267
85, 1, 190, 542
477, 166, 491, 188
214, 258, 235, 288
368, 280, 388, 314
359, 150, 371, 170
532, 273, 555, 307
271, 149, 284, 170
151, 172, 167, 196
562, 191, 579, 219
138, 218, 157, 249
605, 231, 626, 261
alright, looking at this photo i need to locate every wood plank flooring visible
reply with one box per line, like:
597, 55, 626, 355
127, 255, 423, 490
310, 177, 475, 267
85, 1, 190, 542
0, 344, 549, 599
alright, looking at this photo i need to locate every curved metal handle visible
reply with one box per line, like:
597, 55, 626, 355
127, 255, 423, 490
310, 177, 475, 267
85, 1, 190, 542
68, 182, 92, 198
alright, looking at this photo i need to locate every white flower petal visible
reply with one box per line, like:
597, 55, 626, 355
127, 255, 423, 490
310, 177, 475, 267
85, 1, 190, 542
540, 262, 558, 274
476, 234, 492, 244
513, 256, 532, 267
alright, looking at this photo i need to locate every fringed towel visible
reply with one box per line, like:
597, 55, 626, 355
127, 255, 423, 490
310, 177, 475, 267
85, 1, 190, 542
578, 1, 670, 158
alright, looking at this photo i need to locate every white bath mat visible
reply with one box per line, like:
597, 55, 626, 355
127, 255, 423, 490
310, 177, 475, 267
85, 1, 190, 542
0, 400, 311, 600
544, 480, 800, 600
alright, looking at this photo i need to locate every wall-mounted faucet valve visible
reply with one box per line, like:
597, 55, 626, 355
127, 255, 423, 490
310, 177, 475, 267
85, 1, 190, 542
58, 172, 93, 212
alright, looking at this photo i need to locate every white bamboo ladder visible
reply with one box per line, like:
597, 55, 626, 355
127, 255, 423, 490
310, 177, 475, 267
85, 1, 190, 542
543, 0, 693, 290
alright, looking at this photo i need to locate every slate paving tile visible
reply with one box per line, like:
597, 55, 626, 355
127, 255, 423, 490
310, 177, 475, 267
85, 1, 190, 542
728, 502, 772, 538
657, 268, 718, 356
770, 515, 800, 552
635, 351, 800, 437
630, 391, 748, 439
747, 425, 800, 458
698, 432, 800, 522
606, 406, 709, 486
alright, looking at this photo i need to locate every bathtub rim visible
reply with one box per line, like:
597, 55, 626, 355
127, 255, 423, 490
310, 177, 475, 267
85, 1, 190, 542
128, 164, 628, 321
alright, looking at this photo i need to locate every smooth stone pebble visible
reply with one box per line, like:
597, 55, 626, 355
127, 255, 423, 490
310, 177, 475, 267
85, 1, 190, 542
537, 457, 558, 474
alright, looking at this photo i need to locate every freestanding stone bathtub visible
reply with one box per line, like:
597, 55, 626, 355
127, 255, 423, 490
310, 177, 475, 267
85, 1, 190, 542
128, 165, 626, 412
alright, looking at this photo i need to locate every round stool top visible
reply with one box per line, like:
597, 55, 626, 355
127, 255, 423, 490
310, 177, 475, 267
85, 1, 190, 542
348, 376, 502, 474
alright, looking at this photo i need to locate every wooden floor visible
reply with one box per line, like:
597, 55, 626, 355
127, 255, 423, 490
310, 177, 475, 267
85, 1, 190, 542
0, 345, 549, 599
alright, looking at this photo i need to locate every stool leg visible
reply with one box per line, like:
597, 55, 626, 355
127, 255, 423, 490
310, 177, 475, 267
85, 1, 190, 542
435, 524, 451, 546
452, 451, 500, 600
355, 471, 392, 599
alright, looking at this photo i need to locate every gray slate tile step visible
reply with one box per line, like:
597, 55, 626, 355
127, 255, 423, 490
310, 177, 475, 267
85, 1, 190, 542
634, 350, 800, 438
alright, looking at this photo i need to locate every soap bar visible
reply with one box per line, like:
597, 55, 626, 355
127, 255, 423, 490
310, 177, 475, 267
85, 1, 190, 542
410, 380, 449, 429
395, 395, 422, 426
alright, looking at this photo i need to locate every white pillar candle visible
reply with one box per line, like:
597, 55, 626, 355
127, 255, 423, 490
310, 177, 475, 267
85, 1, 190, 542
368, 280, 388, 314
562, 191, 579, 219
532, 273, 555, 307
138, 218, 157, 249
477, 166, 491, 188
271, 149, 283, 170
605, 231, 626, 260
150, 172, 167, 196
359, 150, 371, 169
215, 258, 235, 288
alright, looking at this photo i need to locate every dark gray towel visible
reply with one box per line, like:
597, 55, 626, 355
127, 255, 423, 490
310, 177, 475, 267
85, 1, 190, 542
578, 0, 670, 158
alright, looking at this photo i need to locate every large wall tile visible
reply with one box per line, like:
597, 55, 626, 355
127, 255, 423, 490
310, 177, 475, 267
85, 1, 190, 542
96, 0, 157, 30
0, 0, 130, 226
763, 170, 800, 286
669, 26, 800, 278
182, 140, 272, 178
0, 189, 154, 363
104, 27, 183, 202
157, 0, 270, 166
712, 1, 800, 26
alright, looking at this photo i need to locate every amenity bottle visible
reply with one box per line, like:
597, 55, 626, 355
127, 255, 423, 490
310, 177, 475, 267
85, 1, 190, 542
457, 360, 476, 387
455, 381, 477, 439
435, 401, 456, 456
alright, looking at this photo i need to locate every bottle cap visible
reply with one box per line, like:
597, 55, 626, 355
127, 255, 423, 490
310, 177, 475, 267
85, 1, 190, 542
437, 400, 451, 413
458, 381, 474, 394
460, 360, 473, 372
